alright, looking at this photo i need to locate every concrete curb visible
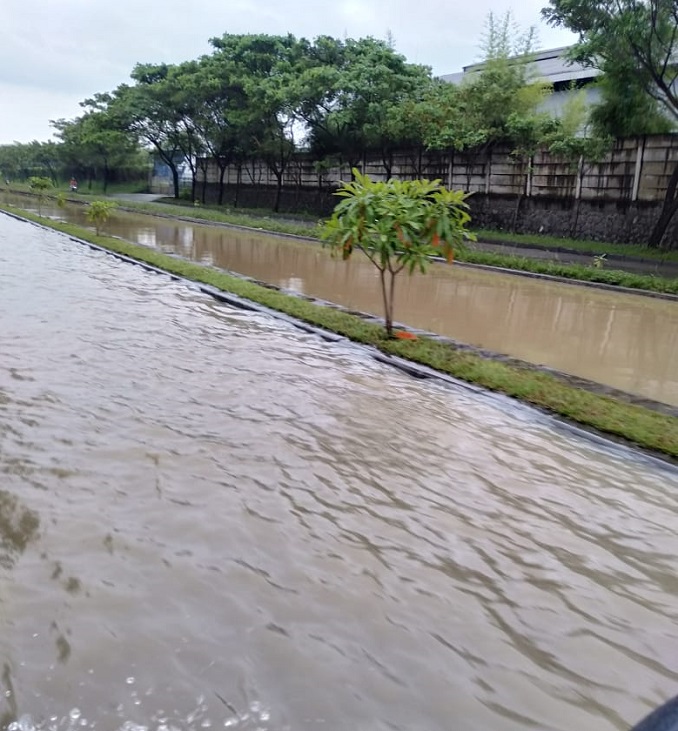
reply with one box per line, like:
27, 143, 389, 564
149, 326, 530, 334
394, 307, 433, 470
4, 208, 677, 472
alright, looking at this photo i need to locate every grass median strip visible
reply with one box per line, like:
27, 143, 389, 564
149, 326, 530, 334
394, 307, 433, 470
3, 204, 678, 460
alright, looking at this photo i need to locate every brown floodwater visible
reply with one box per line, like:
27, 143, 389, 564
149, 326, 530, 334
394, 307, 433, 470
5, 194, 678, 408
3, 212, 678, 731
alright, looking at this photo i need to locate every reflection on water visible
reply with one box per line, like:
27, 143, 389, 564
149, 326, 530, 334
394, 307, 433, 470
5, 194, 678, 406
1, 212, 678, 731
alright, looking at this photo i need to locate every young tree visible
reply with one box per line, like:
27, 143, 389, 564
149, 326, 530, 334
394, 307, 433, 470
322, 170, 474, 337
544, 89, 612, 236
423, 11, 553, 207
506, 111, 560, 231
86, 200, 118, 235
543, 0, 678, 247
28, 176, 52, 216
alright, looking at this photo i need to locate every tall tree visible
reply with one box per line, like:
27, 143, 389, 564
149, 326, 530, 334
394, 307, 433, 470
52, 111, 141, 192
423, 11, 554, 217
544, 90, 612, 236
88, 64, 187, 198
300, 36, 433, 178
543, 0, 678, 247
209, 33, 304, 210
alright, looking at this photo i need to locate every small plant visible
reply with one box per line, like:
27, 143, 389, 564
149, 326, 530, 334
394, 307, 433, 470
28, 176, 53, 216
593, 253, 607, 269
193, 199, 201, 207
56, 193, 67, 210
322, 169, 474, 337
86, 200, 117, 235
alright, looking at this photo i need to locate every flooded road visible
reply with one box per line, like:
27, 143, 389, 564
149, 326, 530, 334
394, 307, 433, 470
5, 194, 678, 406
3, 213, 678, 731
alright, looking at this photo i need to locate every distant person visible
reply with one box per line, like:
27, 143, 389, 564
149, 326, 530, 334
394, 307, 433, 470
69, 177, 78, 192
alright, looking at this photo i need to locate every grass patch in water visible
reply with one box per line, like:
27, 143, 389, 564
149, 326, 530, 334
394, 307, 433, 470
3, 203, 678, 461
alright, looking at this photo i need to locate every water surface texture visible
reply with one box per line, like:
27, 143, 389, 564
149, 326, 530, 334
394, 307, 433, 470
6, 195, 678, 406
1, 214, 678, 731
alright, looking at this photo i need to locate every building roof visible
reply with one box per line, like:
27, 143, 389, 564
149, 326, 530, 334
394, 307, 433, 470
440, 45, 601, 86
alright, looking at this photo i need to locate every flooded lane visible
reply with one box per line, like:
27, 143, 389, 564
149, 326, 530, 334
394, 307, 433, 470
6, 195, 678, 406
2, 213, 678, 731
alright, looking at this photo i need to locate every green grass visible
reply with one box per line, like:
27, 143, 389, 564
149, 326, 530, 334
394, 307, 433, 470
456, 250, 678, 294
124, 199, 325, 238
4, 202, 677, 461
475, 228, 678, 263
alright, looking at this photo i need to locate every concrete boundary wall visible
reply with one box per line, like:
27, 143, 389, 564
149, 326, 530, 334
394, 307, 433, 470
149, 135, 678, 243
184, 135, 678, 204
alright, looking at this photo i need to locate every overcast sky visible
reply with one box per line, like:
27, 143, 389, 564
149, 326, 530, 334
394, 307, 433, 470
1, 0, 575, 144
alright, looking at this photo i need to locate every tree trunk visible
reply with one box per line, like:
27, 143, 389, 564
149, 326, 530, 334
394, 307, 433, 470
294, 164, 302, 208
511, 164, 527, 233
273, 172, 283, 213
649, 162, 678, 248
378, 269, 398, 337
171, 166, 179, 199
191, 173, 197, 202
571, 197, 583, 238
103, 161, 109, 195
388, 270, 396, 335
511, 193, 524, 233
382, 149, 393, 180
217, 163, 228, 206
233, 164, 242, 208
201, 171, 207, 204
379, 269, 392, 337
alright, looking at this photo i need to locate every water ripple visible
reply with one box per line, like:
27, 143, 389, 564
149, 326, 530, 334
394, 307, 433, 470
1, 214, 678, 731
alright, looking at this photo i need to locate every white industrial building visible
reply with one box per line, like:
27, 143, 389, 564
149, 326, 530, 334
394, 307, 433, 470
441, 46, 602, 117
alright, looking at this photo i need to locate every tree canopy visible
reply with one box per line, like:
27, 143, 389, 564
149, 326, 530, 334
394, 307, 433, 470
543, 0, 678, 245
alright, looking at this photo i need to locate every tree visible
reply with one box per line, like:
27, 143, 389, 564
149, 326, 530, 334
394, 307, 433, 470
0, 142, 57, 183
543, 0, 678, 248
52, 111, 142, 193
300, 36, 433, 179
545, 90, 612, 236
86, 200, 117, 235
506, 111, 560, 231
589, 57, 675, 138
422, 11, 553, 209
90, 64, 187, 198
322, 170, 474, 337
28, 176, 52, 216
208, 33, 305, 210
